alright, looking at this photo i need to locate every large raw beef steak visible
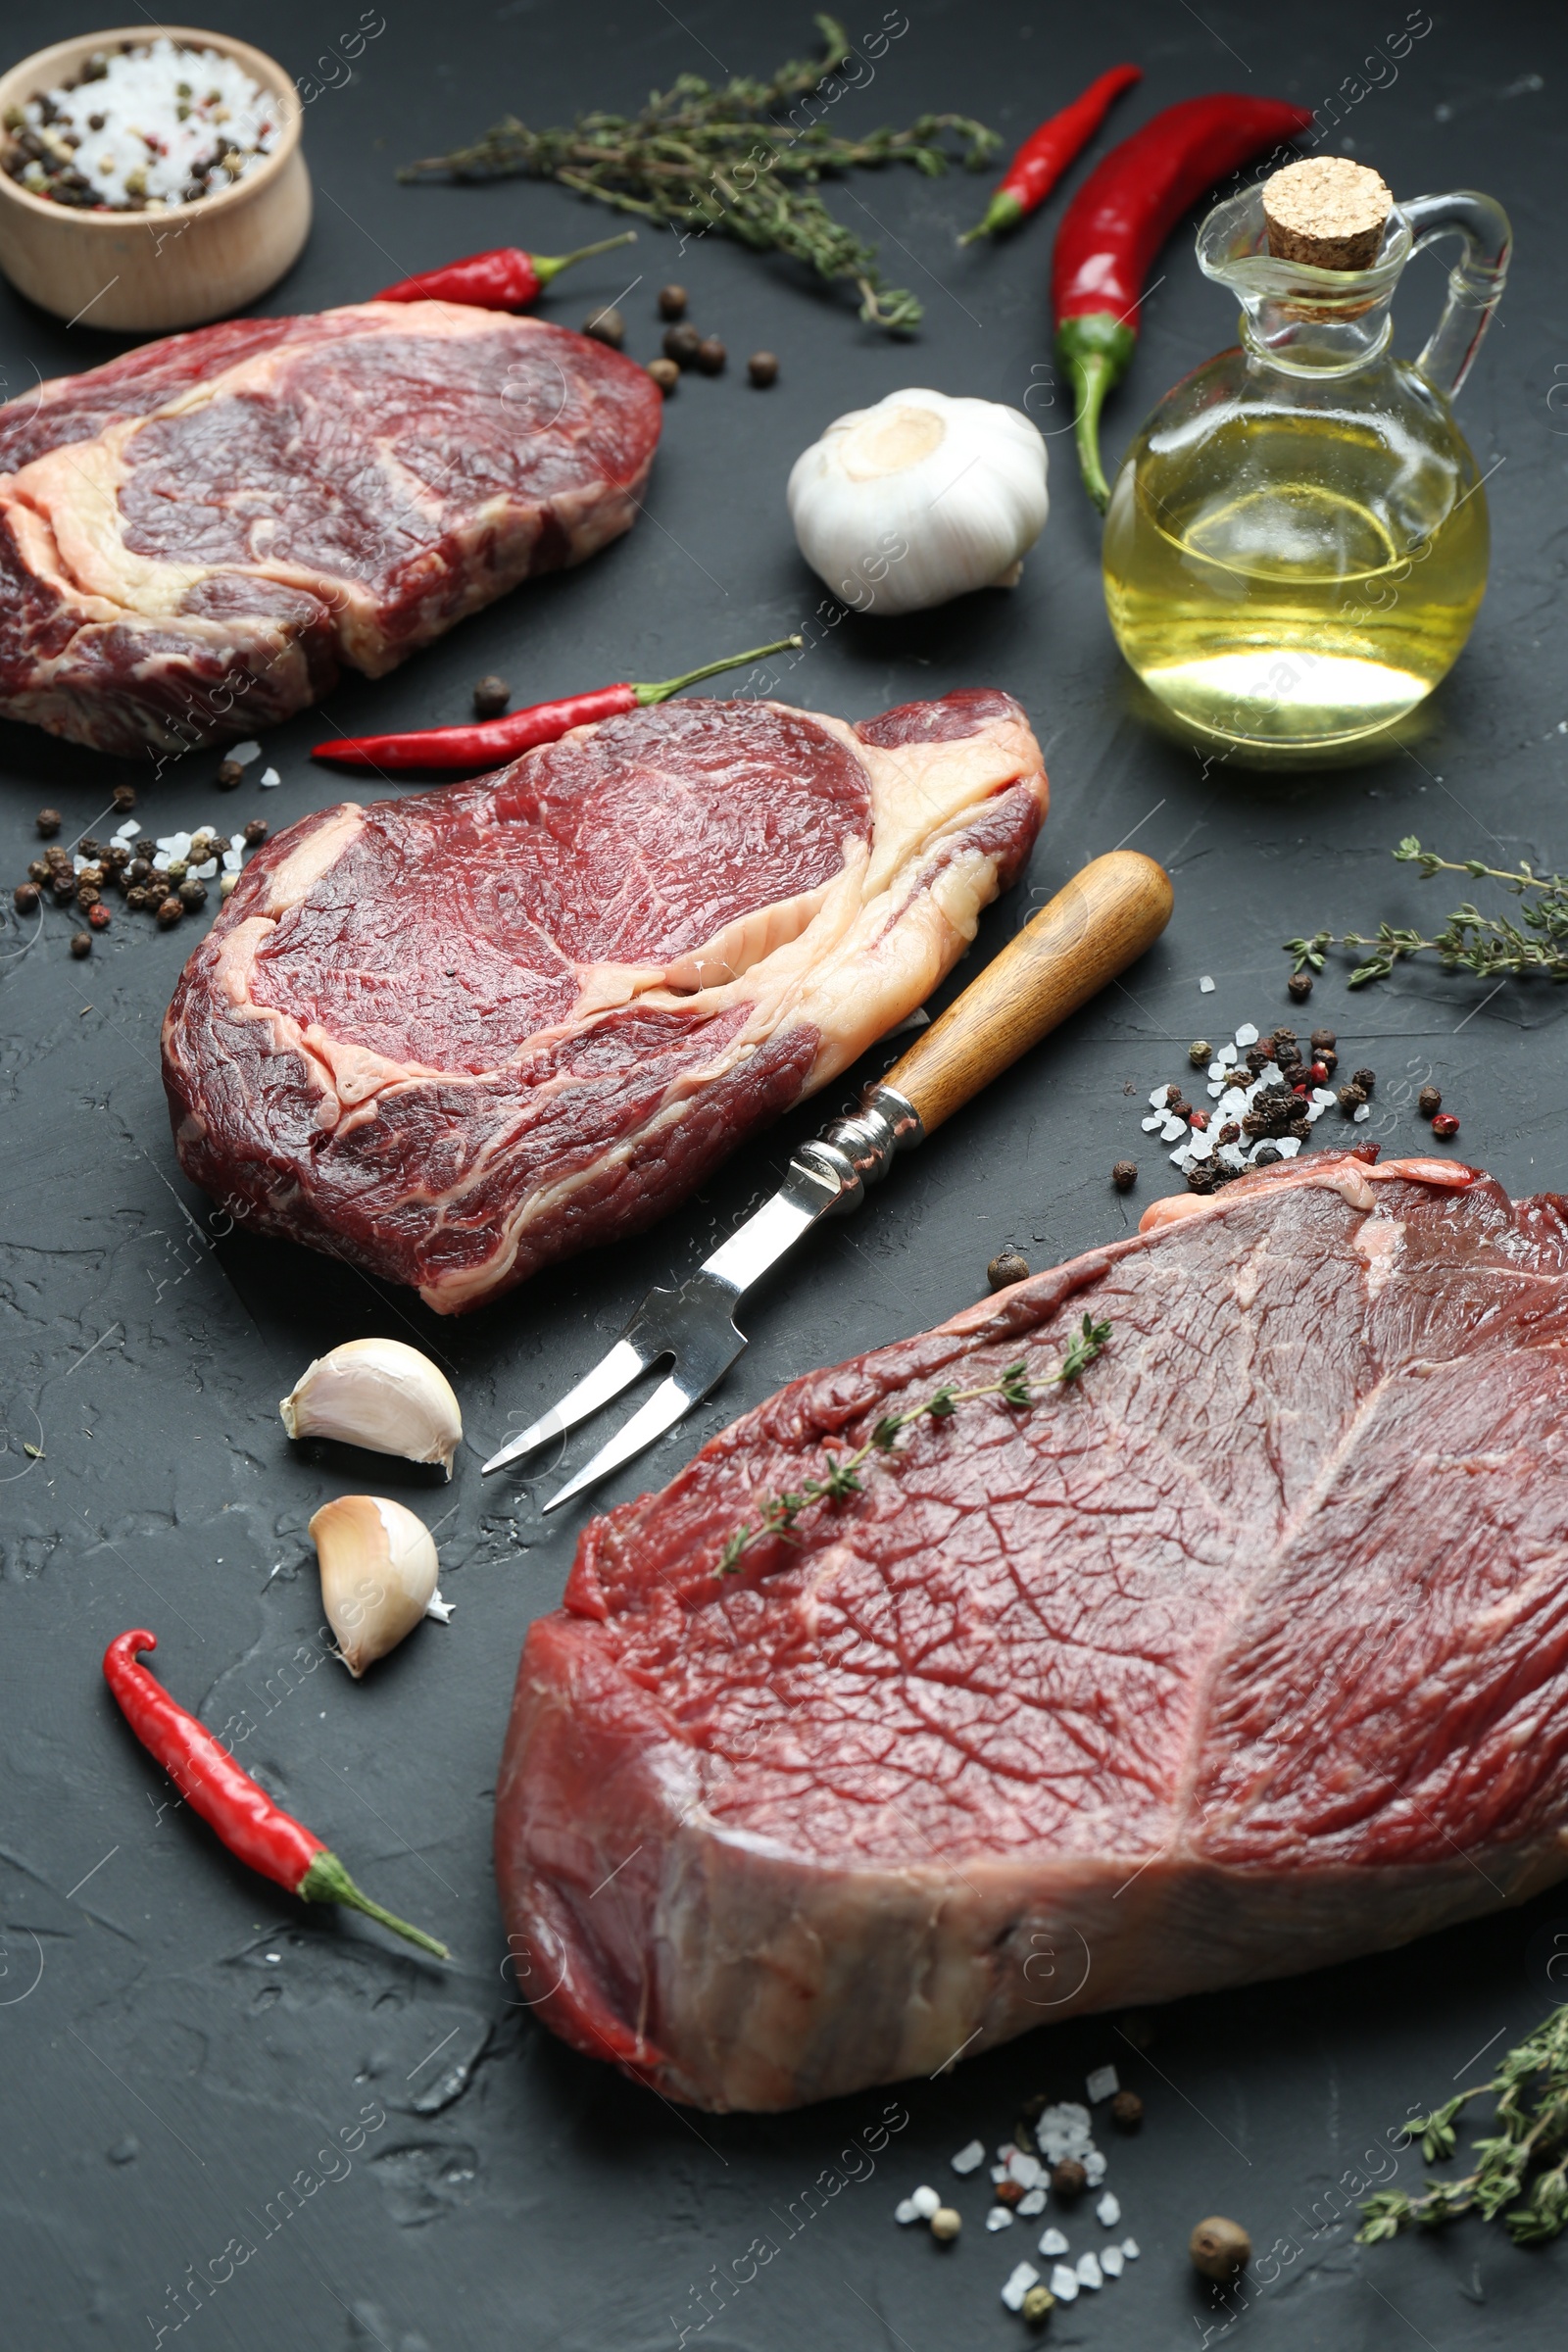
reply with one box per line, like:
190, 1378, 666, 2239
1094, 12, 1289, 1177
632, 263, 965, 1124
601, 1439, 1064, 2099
163, 689, 1046, 1311
495, 1152, 1568, 2111
0, 303, 661, 754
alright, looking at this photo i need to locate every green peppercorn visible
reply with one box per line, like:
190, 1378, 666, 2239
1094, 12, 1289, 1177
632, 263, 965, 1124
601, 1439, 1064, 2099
1188, 1038, 1210, 1066
1021, 2284, 1055, 2326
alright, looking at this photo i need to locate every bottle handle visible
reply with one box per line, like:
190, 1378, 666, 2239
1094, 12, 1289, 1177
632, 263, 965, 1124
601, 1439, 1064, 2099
1403, 190, 1511, 403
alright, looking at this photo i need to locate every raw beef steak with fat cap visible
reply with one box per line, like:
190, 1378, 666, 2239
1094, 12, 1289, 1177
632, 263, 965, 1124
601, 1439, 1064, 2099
0, 302, 661, 754
496, 1152, 1568, 2110
163, 689, 1046, 1310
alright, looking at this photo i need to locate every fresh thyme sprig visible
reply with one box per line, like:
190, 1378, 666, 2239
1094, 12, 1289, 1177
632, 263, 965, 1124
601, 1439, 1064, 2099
1359, 2004, 1568, 2244
399, 16, 998, 333
715, 1313, 1110, 1576
1286, 836, 1568, 989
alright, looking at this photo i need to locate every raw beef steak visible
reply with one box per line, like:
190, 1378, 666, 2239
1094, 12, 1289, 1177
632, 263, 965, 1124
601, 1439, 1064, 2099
163, 689, 1046, 1312
496, 1152, 1568, 2111
0, 302, 660, 755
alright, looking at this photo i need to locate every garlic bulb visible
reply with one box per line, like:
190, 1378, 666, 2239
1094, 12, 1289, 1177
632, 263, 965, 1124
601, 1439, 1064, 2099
787, 388, 1049, 616
280, 1339, 462, 1478
311, 1494, 450, 1678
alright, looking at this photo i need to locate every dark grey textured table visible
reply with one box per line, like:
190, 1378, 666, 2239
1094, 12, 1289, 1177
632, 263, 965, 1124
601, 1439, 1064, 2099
2, 3, 1566, 2346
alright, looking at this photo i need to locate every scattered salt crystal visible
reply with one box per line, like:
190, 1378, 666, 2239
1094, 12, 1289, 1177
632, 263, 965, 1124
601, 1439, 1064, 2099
1312, 1087, 1337, 1106
259, 767, 281, 788
910, 2185, 940, 2219
1007, 2150, 1043, 2189
951, 2139, 985, 2175
1187, 1129, 1214, 1162
1102, 2245, 1125, 2278
230, 741, 262, 765
1083, 2149, 1107, 2186
895, 2197, 919, 2225
1077, 2252, 1104, 2290
222, 848, 242, 873
157, 832, 192, 858
1207, 1081, 1225, 1099
1035, 2103, 1093, 2163
1278, 1137, 1302, 1158
986, 2206, 1015, 2231
990, 2164, 1009, 2183
73, 853, 90, 873
1235, 1022, 1258, 1047
1097, 2192, 1121, 2228
1219, 1088, 1248, 1116
1141, 1114, 1163, 1132
1218, 1144, 1247, 1170
1121, 2236, 1140, 2260
1353, 1103, 1371, 1123
1258, 1061, 1283, 1086
1001, 2263, 1040, 2313
1018, 2187, 1046, 2217
1159, 1116, 1186, 1143
115, 819, 139, 841
1219, 1043, 1238, 1062
1038, 2227, 1069, 2258
193, 857, 219, 879
1207, 1061, 1228, 1082
1199, 975, 1215, 994
1086, 2064, 1119, 2103
1050, 2265, 1080, 2303
1169, 1147, 1191, 1169
1148, 1086, 1170, 1109
996, 2145, 1015, 2164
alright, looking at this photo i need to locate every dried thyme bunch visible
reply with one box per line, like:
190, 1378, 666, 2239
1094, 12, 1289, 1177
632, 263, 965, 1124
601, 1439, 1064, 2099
715, 1313, 1110, 1575
1286, 837, 1568, 988
1359, 2005, 1568, 2244
399, 15, 998, 332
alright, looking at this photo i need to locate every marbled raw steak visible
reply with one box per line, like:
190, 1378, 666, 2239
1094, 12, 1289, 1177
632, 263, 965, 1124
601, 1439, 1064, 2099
495, 1152, 1568, 2110
0, 303, 661, 754
162, 689, 1046, 1311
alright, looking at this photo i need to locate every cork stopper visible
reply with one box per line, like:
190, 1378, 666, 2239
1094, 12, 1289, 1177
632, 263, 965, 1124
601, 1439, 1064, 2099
1262, 158, 1392, 271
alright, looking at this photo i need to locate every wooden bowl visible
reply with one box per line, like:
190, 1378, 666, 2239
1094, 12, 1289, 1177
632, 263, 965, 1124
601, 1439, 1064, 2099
0, 26, 310, 332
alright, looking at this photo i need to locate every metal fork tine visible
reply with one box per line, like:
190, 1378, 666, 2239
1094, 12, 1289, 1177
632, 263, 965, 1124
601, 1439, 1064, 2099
541, 1373, 696, 1513
480, 1337, 656, 1476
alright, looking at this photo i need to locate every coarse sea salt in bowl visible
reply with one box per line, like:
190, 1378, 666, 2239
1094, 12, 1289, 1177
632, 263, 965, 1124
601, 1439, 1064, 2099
0, 26, 309, 331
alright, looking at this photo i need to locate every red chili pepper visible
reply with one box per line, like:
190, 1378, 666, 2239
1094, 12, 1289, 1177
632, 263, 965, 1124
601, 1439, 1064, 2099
959, 65, 1142, 245
312, 634, 803, 775
1052, 93, 1313, 510
373, 232, 636, 312
103, 1631, 447, 1958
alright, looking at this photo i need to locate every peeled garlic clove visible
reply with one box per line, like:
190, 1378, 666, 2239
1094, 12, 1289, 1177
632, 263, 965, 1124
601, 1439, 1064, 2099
280, 1338, 462, 1478
311, 1494, 442, 1678
786, 386, 1049, 616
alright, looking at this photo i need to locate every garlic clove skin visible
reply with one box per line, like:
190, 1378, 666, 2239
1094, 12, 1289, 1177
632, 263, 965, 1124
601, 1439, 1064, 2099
311, 1494, 441, 1678
280, 1339, 462, 1478
787, 387, 1049, 617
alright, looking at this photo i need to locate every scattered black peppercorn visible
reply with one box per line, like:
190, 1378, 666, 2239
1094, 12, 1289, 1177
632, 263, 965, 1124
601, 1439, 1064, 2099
1309, 1027, 1337, 1051
648, 357, 680, 393
51, 871, 76, 904
26, 858, 48, 884
1111, 1158, 1138, 1191
217, 759, 242, 789
134, 837, 156, 860
1418, 1084, 1442, 1117
1163, 1083, 1183, 1107
582, 306, 625, 348
1051, 2159, 1087, 2198
13, 880, 39, 911
1287, 970, 1313, 1001
1253, 1143, 1284, 1166
695, 335, 726, 373
1351, 1066, 1375, 1093
1170, 1098, 1193, 1122
156, 895, 184, 928
662, 322, 702, 366
78, 836, 100, 859
125, 886, 149, 910
35, 807, 61, 837
747, 350, 779, 386
658, 283, 688, 318
1110, 2089, 1144, 2131
242, 818, 269, 846
177, 877, 207, 908
126, 858, 151, 885
472, 675, 511, 720
1217, 1122, 1241, 1146
112, 782, 136, 812
70, 929, 91, 957
1191, 2216, 1250, 2281
1338, 1083, 1367, 1112
105, 842, 129, 870
987, 1250, 1031, 1291
75, 883, 100, 909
